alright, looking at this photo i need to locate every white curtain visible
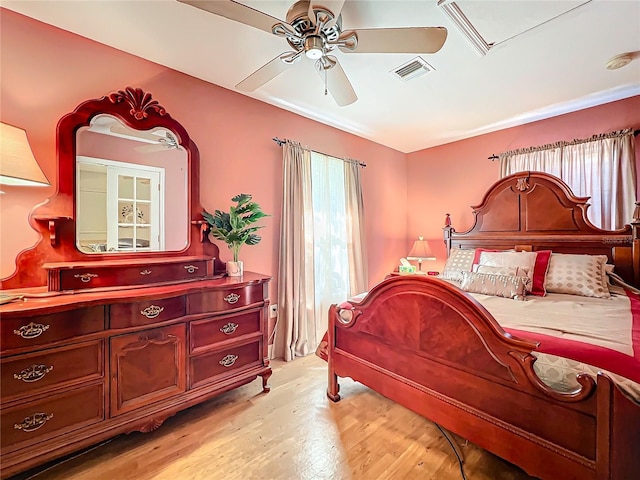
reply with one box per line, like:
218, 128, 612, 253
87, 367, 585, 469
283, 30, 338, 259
344, 160, 368, 296
500, 129, 637, 229
273, 141, 315, 361
273, 143, 367, 360
311, 153, 350, 348
500, 144, 563, 179
561, 134, 636, 230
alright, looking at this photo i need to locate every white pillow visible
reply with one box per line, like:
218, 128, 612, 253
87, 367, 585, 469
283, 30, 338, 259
460, 271, 528, 301
473, 264, 528, 277
476, 251, 538, 291
545, 253, 610, 298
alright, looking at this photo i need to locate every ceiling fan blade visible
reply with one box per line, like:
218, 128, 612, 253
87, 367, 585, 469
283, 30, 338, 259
340, 27, 447, 54
315, 56, 357, 107
108, 125, 164, 144
236, 54, 297, 92
308, 1, 346, 28
323, 0, 346, 29
307, 1, 316, 25
135, 144, 164, 153
178, 0, 282, 34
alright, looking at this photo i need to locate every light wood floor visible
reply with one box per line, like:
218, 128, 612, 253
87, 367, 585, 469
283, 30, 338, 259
12, 355, 535, 480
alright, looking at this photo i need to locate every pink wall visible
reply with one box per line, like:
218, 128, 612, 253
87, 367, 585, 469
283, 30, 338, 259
406, 96, 640, 271
0, 10, 407, 296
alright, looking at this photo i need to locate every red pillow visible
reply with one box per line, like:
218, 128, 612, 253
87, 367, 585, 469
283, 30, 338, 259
530, 250, 552, 296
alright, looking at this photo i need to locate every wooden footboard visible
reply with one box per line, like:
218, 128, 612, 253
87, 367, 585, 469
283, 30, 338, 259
326, 275, 640, 480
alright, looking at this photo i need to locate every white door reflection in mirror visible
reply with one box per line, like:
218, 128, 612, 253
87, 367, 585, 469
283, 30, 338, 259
77, 157, 165, 253
75, 114, 189, 254
108, 163, 162, 252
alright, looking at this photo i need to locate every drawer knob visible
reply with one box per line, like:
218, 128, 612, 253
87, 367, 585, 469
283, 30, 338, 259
74, 273, 98, 283
14, 364, 54, 383
140, 270, 152, 275
14, 412, 54, 432
219, 354, 238, 367
220, 322, 239, 335
224, 293, 240, 304
184, 265, 199, 274
13, 322, 50, 339
140, 305, 165, 319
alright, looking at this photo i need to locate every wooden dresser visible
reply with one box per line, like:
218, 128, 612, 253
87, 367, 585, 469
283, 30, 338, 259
0, 272, 271, 478
0, 87, 275, 478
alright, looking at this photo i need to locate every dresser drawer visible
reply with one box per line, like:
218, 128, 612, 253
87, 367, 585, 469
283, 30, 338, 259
110, 296, 186, 329
1, 307, 105, 353
190, 310, 262, 354
189, 340, 261, 389
1, 384, 104, 451
110, 324, 186, 416
188, 284, 265, 315
1, 341, 104, 401
47, 259, 208, 291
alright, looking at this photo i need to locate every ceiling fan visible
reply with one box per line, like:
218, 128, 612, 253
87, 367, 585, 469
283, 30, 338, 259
103, 124, 178, 152
134, 131, 180, 153
179, 0, 447, 106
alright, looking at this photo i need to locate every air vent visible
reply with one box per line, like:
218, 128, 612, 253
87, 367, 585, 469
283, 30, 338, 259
391, 57, 434, 82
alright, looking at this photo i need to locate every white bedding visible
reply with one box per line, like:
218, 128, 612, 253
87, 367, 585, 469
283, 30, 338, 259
467, 284, 634, 355
461, 283, 639, 400
531, 352, 640, 400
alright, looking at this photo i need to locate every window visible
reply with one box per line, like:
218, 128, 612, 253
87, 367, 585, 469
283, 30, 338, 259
275, 141, 367, 360
310, 152, 351, 343
500, 129, 636, 229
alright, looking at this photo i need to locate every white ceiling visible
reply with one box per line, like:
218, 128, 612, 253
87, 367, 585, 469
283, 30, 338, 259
3, 0, 640, 153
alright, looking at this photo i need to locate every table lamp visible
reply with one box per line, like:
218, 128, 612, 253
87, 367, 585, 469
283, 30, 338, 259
407, 236, 436, 273
0, 122, 50, 192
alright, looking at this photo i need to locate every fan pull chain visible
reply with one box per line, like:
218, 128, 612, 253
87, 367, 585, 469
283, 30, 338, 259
324, 66, 328, 96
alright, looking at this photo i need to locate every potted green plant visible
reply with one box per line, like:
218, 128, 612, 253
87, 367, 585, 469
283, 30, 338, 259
202, 193, 269, 277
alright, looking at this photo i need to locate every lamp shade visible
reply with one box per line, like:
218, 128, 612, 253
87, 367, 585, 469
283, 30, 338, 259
0, 122, 50, 187
407, 236, 436, 261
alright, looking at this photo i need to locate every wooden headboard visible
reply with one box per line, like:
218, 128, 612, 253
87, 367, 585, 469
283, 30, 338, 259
443, 171, 640, 287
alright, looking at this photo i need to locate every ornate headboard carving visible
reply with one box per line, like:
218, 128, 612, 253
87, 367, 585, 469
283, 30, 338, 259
443, 172, 639, 286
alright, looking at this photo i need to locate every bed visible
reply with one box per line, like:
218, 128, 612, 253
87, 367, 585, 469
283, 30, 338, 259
322, 172, 640, 480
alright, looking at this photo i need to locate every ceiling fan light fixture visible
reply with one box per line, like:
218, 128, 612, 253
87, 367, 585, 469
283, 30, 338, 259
304, 35, 325, 59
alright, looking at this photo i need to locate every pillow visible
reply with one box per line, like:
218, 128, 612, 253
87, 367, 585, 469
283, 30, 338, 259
473, 264, 526, 277
460, 271, 528, 301
440, 248, 475, 282
545, 253, 610, 298
473, 249, 551, 296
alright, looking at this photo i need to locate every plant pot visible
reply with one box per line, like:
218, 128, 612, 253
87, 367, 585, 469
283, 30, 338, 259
226, 260, 244, 277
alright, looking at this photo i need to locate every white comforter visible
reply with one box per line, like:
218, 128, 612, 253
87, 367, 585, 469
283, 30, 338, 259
465, 284, 639, 400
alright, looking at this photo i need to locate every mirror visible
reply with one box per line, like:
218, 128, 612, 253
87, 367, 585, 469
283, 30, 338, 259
1, 86, 222, 290
75, 115, 188, 253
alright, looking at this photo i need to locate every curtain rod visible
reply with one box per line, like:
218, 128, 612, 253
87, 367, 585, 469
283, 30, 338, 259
487, 128, 640, 161
272, 137, 367, 167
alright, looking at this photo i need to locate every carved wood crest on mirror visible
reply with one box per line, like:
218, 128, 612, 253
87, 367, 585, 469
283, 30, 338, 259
1, 87, 223, 291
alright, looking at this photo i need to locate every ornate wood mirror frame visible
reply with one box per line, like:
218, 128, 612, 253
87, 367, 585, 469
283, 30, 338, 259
2, 87, 221, 290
